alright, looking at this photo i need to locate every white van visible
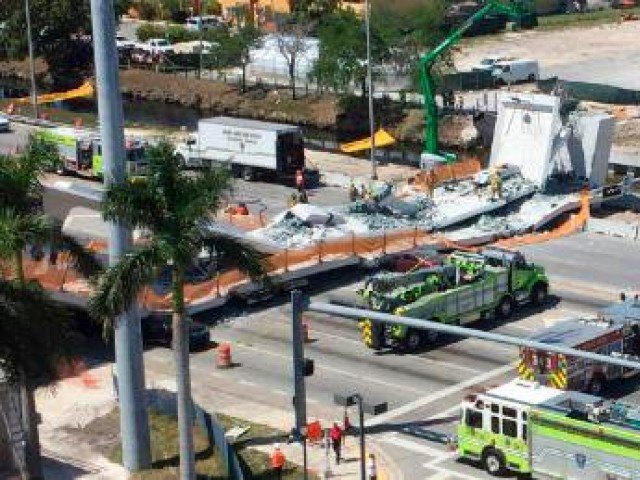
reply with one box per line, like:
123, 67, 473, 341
492, 59, 539, 84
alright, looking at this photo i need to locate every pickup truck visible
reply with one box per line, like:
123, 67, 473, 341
138, 38, 174, 55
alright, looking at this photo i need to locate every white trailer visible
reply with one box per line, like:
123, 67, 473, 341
174, 116, 319, 184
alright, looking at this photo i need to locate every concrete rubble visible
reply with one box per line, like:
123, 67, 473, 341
250, 92, 618, 251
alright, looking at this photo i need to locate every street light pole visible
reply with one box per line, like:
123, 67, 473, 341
90, 0, 151, 471
364, 0, 377, 180
25, 0, 39, 119
356, 394, 366, 480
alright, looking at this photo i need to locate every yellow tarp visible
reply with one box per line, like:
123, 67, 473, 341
13, 81, 94, 105
339, 128, 396, 153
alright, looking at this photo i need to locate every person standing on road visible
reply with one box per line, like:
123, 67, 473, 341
342, 409, 352, 446
330, 422, 343, 464
270, 444, 286, 480
367, 453, 377, 480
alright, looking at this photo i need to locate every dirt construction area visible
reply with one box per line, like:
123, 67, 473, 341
455, 20, 640, 89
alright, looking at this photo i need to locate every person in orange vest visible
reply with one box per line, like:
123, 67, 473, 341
330, 422, 343, 464
236, 202, 249, 215
295, 169, 305, 192
270, 444, 286, 480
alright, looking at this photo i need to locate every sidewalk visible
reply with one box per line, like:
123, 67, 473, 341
35, 362, 401, 479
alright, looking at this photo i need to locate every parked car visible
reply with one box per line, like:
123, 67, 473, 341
472, 55, 510, 72
138, 38, 174, 56
141, 313, 210, 351
0, 114, 9, 133
185, 15, 222, 31
115, 34, 135, 51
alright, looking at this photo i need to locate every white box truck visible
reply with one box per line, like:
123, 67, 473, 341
174, 116, 319, 184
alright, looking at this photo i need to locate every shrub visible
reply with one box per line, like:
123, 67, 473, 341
136, 23, 166, 42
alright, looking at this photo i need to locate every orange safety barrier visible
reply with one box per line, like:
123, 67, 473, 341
216, 343, 232, 368
15, 188, 591, 310
413, 157, 482, 190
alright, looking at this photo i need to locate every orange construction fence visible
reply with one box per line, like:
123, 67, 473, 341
13, 189, 591, 311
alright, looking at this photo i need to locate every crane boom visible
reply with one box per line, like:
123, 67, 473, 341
420, 1, 524, 160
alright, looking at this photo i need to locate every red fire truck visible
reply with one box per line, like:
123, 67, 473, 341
518, 296, 640, 395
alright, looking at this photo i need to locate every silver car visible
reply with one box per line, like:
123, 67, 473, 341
0, 114, 9, 133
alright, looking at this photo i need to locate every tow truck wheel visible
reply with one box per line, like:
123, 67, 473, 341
242, 167, 255, 181
405, 329, 423, 351
531, 283, 548, 306
589, 376, 604, 395
482, 448, 506, 476
496, 296, 514, 319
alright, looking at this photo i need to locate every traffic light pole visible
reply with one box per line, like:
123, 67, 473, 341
291, 290, 308, 479
90, 0, 151, 471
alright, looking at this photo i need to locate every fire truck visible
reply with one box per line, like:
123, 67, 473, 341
518, 295, 640, 394
457, 378, 640, 477
36, 126, 148, 179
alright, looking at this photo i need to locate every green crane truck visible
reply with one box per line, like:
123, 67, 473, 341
457, 378, 640, 477
359, 247, 548, 350
36, 126, 148, 179
419, 0, 536, 166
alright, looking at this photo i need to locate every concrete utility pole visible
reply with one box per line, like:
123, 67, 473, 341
291, 290, 309, 479
89, 0, 151, 471
25, 0, 39, 119
364, 0, 377, 181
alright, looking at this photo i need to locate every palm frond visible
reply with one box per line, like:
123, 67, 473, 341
179, 167, 232, 220
0, 279, 73, 383
0, 208, 51, 260
88, 242, 166, 322
102, 181, 166, 230
52, 229, 104, 278
203, 235, 266, 281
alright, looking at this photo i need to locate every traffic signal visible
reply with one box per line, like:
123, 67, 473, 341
303, 358, 314, 377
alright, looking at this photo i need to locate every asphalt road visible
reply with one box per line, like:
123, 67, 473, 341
139, 232, 640, 480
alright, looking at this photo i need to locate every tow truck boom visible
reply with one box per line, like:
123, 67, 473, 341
420, 1, 525, 161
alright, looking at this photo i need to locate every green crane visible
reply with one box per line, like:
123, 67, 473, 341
420, 1, 531, 163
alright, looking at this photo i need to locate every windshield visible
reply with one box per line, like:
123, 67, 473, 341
156, 39, 169, 46
480, 59, 494, 65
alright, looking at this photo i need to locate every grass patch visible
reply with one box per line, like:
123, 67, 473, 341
72, 406, 313, 479
537, 8, 640, 30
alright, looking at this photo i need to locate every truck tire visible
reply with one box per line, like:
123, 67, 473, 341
404, 329, 423, 351
588, 375, 605, 395
495, 296, 514, 319
531, 282, 548, 306
175, 154, 186, 168
482, 448, 506, 476
242, 167, 255, 181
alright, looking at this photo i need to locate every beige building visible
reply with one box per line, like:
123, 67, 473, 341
217, 0, 365, 23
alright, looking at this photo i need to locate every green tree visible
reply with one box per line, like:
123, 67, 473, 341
0, 0, 93, 87
313, 9, 366, 94
88, 142, 264, 479
208, 25, 262, 93
0, 137, 102, 477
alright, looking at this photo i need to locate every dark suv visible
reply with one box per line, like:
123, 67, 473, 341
141, 314, 210, 351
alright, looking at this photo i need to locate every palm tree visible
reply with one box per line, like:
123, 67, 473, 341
0, 137, 103, 478
88, 141, 264, 479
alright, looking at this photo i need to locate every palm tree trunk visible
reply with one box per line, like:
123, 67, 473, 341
172, 268, 195, 480
15, 248, 43, 479
14, 249, 25, 285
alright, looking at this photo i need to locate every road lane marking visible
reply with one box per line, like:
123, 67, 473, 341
219, 340, 430, 395
239, 379, 257, 387
380, 434, 448, 459
272, 389, 289, 396
366, 363, 515, 427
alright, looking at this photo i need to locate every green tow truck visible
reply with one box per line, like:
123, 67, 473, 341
359, 247, 548, 350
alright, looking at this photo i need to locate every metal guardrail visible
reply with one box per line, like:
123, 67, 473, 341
147, 389, 246, 479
